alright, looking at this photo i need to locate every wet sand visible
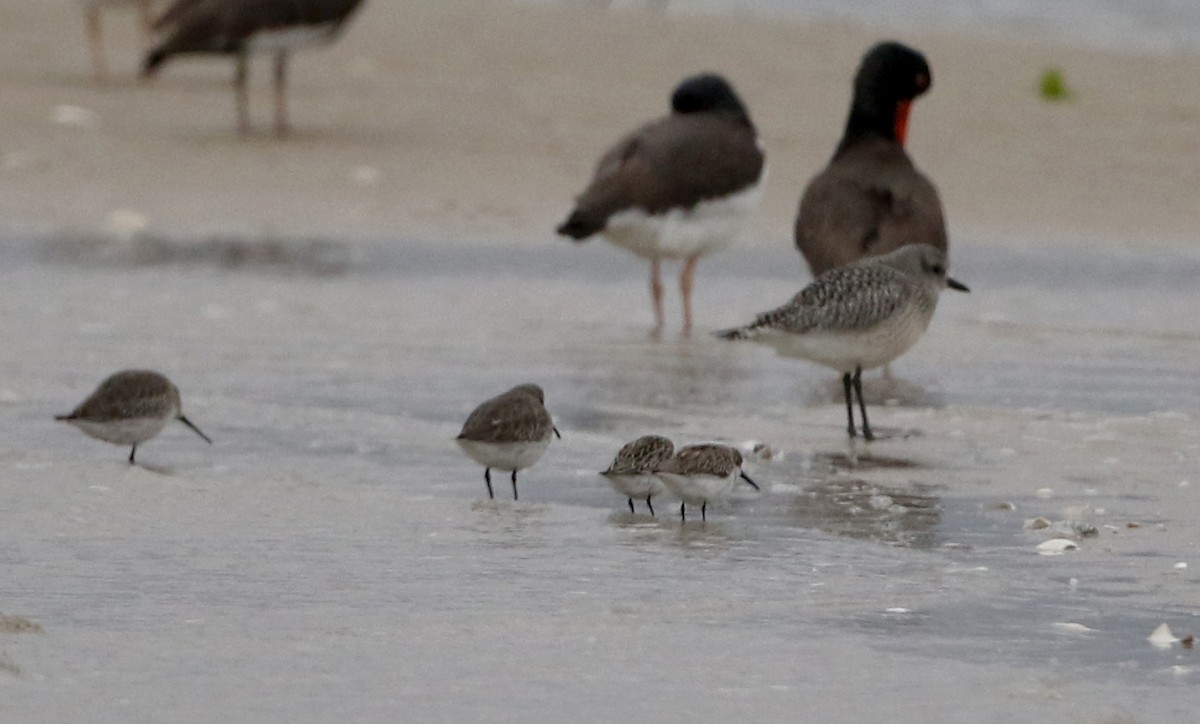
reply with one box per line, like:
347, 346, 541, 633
1, 240, 1198, 722
1, 2, 1199, 722
3, 1, 1200, 246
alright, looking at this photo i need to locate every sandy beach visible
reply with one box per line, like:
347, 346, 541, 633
1, 3, 1198, 723
3, 1, 1200, 247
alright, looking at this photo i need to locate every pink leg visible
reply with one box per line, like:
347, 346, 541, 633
649, 259, 664, 337
234, 53, 250, 135
273, 51, 290, 137
86, 7, 106, 82
679, 255, 700, 336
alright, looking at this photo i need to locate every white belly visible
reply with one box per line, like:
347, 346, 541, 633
456, 436, 552, 472
245, 25, 337, 54
603, 472, 668, 500
657, 471, 738, 506
754, 305, 931, 372
602, 176, 765, 261
69, 416, 171, 445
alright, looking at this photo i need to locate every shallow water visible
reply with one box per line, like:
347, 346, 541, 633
570, 0, 1200, 54
1, 235, 1197, 722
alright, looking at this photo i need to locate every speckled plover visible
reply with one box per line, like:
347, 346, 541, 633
717, 244, 968, 441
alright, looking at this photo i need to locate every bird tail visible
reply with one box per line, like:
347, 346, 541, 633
555, 210, 602, 241
713, 325, 756, 341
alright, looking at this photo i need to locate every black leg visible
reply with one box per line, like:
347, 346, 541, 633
680, 502, 686, 522
701, 501, 707, 522
853, 366, 874, 441
484, 468, 494, 499
842, 372, 857, 439
646, 495, 655, 516
128, 445, 136, 464
628, 497, 635, 514
511, 470, 519, 501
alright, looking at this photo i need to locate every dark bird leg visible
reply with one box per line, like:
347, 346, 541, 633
649, 259, 665, 338
853, 366, 874, 441
273, 51, 289, 137
484, 468, 494, 499
646, 495, 655, 516
628, 497, 635, 514
128, 445, 137, 465
679, 502, 686, 522
842, 371, 857, 438
85, 6, 106, 82
701, 501, 707, 522
680, 255, 700, 337
510, 470, 519, 501
234, 52, 250, 135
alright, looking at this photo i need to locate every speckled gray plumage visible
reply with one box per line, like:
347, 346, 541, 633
719, 243, 948, 339
457, 384, 555, 445
602, 435, 674, 476
654, 444, 744, 477
58, 369, 181, 422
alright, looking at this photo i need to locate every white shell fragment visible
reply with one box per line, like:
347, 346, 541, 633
1052, 622, 1097, 634
1036, 538, 1079, 555
1149, 623, 1179, 648
1173, 562, 1188, 570
50, 104, 99, 128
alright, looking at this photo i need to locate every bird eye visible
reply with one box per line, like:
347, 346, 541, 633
931, 264, 944, 275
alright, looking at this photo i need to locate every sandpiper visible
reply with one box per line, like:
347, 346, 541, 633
456, 384, 561, 501
56, 369, 212, 464
654, 444, 759, 522
142, 0, 366, 136
600, 435, 674, 515
717, 244, 968, 441
557, 73, 766, 336
795, 42, 946, 277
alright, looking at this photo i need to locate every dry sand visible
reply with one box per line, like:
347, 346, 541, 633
2, 0, 1199, 248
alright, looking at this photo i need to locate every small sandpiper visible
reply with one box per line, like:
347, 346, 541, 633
600, 435, 674, 515
456, 384, 561, 501
654, 444, 759, 522
56, 369, 212, 464
716, 243, 968, 441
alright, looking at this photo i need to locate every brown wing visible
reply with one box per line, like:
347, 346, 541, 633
559, 112, 763, 238
67, 370, 177, 422
660, 444, 741, 477
457, 390, 552, 444
149, 0, 364, 58
795, 136, 946, 276
604, 435, 674, 475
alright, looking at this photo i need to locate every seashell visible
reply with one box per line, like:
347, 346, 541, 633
1148, 623, 1179, 648
1036, 538, 1078, 555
